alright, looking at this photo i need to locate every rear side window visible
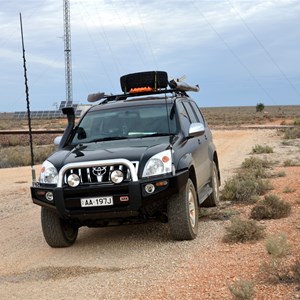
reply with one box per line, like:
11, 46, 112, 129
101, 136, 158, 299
182, 102, 198, 123
190, 102, 206, 126
177, 102, 191, 136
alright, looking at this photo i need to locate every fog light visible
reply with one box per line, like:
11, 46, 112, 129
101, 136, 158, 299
110, 170, 124, 184
67, 174, 80, 187
45, 192, 54, 202
145, 184, 155, 194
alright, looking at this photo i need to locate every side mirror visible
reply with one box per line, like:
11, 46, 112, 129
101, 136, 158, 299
188, 123, 205, 138
54, 136, 62, 146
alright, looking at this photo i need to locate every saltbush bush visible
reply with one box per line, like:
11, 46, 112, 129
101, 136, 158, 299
266, 233, 290, 258
223, 217, 265, 243
222, 173, 273, 203
251, 144, 274, 154
228, 278, 255, 300
250, 195, 291, 220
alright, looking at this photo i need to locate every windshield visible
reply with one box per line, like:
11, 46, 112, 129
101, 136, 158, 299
71, 103, 178, 144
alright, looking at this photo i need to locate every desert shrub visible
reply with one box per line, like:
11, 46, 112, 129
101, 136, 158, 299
274, 171, 286, 177
283, 186, 296, 193
199, 207, 240, 220
281, 140, 292, 146
250, 195, 291, 220
294, 118, 300, 126
6, 136, 21, 147
283, 159, 299, 167
292, 260, 300, 284
256, 178, 273, 195
251, 144, 273, 154
242, 157, 274, 169
283, 127, 300, 139
228, 278, 255, 300
266, 233, 290, 258
223, 217, 265, 243
222, 175, 257, 203
222, 173, 272, 202
0, 145, 55, 168
260, 258, 292, 284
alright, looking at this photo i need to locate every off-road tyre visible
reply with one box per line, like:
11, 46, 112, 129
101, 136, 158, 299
120, 71, 168, 93
202, 162, 220, 207
41, 207, 78, 248
168, 178, 198, 240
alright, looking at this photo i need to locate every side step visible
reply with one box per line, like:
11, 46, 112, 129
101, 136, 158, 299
197, 185, 213, 205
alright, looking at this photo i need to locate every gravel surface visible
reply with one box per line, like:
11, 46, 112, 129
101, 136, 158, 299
0, 129, 299, 299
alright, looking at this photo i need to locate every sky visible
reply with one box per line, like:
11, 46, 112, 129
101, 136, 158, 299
1, 0, 300, 113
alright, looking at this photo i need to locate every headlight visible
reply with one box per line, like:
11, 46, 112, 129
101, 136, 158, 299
39, 160, 58, 184
142, 150, 172, 177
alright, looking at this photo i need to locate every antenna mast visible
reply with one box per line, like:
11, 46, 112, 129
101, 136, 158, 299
19, 13, 36, 184
63, 0, 73, 104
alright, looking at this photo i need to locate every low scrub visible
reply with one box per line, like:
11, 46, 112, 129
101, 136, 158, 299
199, 207, 240, 220
222, 173, 272, 203
0, 145, 55, 168
292, 260, 300, 285
283, 186, 296, 193
223, 217, 265, 244
228, 278, 255, 300
283, 159, 299, 167
266, 233, 290, 258
251, 144, 274, 154
283, 127, 300, 139
242, 157, 274, 170
260, 258, 292, 284
250, 195, 291, 220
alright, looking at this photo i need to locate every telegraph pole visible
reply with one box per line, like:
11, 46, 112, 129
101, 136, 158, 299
63, 0, 73, 105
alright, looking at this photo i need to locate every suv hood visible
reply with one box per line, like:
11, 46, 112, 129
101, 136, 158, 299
49, 136, 171, 170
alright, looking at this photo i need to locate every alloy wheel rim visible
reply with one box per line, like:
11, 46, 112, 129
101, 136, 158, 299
188, 188, 196, 228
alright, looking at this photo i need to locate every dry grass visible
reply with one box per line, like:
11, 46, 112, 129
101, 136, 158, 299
201, 105, 300, 127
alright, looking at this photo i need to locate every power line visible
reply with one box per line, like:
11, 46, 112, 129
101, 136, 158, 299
192, 1, 276, 104
227, 0, 300, 99
72, 0, 117, 92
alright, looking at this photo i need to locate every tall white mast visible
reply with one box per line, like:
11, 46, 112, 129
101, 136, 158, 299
63, 0, 73, 105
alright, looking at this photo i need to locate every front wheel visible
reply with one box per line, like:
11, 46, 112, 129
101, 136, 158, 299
168, 179, 198, 240
41, 207, 78, 248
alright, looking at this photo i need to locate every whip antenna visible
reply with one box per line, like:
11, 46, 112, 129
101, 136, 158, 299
19, 13, 36, 184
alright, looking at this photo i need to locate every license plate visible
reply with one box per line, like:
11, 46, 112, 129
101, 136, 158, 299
80, 196, 113, 207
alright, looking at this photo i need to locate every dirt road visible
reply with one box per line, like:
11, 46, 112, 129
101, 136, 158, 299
0, 129, 296, 299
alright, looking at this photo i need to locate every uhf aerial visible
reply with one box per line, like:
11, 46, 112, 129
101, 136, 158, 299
20, 1, 73, 184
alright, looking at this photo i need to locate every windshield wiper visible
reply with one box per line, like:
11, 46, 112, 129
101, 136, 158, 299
141, 133, 174, 138
90, 136, 129, 143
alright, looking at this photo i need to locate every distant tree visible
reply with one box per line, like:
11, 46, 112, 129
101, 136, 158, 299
256, 103, 265, 113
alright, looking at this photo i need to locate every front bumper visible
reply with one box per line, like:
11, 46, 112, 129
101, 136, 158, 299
31, 169, 189, 222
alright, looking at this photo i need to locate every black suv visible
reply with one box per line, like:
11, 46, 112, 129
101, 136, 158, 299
31, 71, 220, 247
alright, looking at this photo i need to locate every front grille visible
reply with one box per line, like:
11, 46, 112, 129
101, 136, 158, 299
64, 162, 139, 185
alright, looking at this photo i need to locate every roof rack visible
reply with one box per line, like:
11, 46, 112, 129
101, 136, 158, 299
87, 71, 200, 104
87, 89, 184, 104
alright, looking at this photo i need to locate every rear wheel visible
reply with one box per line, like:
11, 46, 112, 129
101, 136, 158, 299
41, 207, 78, 248
168, 179, 198, 240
